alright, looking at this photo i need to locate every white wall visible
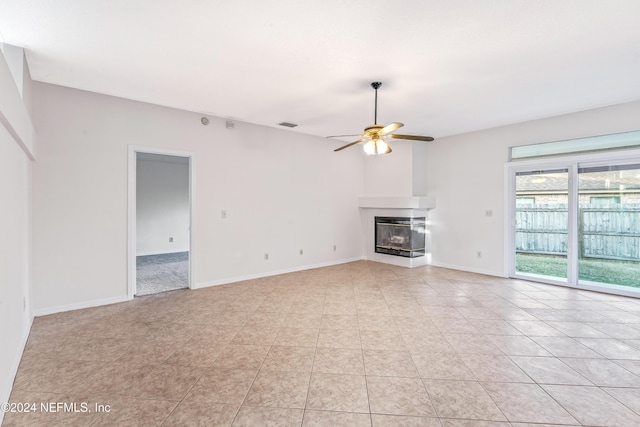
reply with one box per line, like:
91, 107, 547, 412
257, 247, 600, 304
428, 100, 640, 276
362, 140, 429, 197
136, 155, 190, 255
412, 142, 429, 196
27, 72, 640, 315
0, 48, 34, 425
32, 83, 365, 313
363, 141, 414, 196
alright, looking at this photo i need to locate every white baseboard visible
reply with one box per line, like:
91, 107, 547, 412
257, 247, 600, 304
34, 258, 366, 315
365, 253, 428, 269
193, 257, 365, 289
427, 260, 508, 278
32, 259, 505, 318
0, 313, 33, 425
33, 295, 130, 317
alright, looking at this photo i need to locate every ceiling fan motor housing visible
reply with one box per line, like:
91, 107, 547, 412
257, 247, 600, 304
364, 125, 384, 137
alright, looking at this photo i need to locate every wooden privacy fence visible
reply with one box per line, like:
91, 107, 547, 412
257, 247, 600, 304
515, 204, 640, 261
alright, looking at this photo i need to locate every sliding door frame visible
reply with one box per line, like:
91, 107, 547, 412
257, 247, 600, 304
507, 159, 576, 287
506, 147, 640, 297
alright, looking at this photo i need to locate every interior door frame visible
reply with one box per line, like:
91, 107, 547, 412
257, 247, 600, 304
127, 145, 196, 299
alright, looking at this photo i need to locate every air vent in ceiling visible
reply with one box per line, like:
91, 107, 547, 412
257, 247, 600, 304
278, 122, 298, 128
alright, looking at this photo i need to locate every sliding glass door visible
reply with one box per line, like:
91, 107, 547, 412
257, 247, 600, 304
514, 169, 569, 282
510, 157, 640, 295
578, 164, 640, 288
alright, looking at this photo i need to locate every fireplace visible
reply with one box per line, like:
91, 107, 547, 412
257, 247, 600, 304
375, 216, 426, 258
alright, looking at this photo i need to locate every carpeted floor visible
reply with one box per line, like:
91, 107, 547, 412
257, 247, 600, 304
136, 251, 189, 296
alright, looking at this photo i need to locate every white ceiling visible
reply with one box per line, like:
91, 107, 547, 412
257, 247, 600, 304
2, 0, 640, 142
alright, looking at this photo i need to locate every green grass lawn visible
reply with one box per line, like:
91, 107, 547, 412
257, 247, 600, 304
516, 253, 640, 288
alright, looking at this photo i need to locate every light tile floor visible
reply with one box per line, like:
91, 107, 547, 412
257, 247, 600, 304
5, 261, 640, 426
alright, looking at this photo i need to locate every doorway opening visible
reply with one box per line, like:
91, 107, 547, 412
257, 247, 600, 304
128, 147, 195, 298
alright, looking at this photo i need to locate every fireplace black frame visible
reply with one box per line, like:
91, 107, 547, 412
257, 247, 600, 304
375, 216, 426, 258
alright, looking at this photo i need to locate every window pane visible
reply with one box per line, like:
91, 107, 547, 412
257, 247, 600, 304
578, 164, 640, 288
515, 169, 569, 280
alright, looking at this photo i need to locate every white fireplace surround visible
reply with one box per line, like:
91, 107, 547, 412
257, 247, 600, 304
359, 196, 435, 268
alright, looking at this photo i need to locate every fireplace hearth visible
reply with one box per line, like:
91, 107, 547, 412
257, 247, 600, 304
375, 216, 426, 258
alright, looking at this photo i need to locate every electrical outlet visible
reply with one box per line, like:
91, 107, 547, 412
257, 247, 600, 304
169, 237, 174, 242
485, 210, 493, 217
264, 253, 269, 261
221, 210, 227, 219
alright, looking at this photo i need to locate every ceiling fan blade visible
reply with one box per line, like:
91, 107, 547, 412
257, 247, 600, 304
379, 122, 404, 136
388, 134, 434, 142
326, 134, 361, 138
334, 139, 365, 152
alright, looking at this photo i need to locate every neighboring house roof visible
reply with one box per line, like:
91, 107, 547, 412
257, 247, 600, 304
517, 171, 640, 193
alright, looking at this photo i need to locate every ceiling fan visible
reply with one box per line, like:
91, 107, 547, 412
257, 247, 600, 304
329, 82, 434, 155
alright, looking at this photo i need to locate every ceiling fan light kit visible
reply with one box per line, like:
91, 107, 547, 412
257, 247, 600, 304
363, 136, 391, 155
329, 82, 434, 155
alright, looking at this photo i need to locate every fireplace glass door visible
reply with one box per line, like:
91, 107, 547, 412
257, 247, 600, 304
375, 217, 426, 258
